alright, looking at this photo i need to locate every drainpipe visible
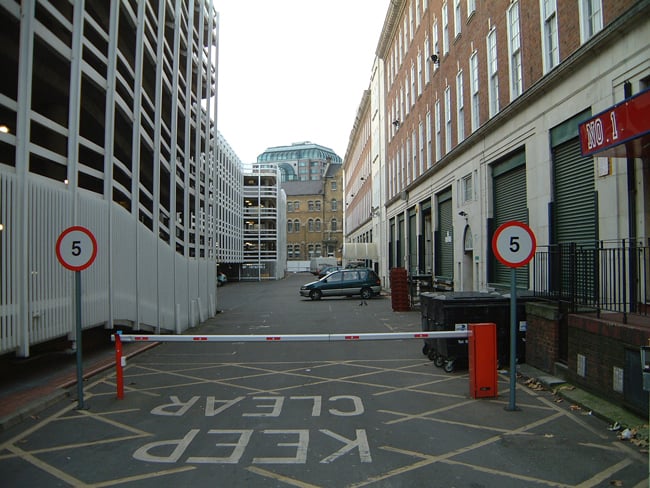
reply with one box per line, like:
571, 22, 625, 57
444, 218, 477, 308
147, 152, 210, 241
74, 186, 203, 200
624, 81, 637, 313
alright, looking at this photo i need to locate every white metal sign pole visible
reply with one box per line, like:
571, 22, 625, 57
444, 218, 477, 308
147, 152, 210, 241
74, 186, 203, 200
492, 221, 536, 412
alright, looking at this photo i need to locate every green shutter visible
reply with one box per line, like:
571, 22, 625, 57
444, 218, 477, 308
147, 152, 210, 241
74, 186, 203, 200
493, 159, 527, 287
436, 190, 453, 281
552, 139, 596, 246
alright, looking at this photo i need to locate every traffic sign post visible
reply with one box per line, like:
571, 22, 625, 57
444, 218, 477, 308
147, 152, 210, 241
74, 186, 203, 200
491, 221, 536, 412
56, 226, 98, 409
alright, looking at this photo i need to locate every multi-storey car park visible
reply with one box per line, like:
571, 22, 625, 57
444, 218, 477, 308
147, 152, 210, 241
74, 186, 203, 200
0, 1, 244, 357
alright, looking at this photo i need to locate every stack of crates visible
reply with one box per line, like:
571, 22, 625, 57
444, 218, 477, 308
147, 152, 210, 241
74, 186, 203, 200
389, 268, 410, 311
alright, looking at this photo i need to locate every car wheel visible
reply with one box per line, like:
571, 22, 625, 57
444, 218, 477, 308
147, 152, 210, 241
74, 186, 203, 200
310, 289, 322, 301
360, 288, 372, 300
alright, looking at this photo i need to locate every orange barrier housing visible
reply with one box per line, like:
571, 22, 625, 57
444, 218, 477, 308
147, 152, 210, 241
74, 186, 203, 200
468, 323, 498, 399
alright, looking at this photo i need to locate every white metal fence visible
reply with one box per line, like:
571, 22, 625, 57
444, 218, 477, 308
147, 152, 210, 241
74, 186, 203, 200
0, 173, 216, 357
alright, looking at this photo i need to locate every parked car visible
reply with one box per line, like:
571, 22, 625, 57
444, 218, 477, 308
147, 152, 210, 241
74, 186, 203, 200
309, 257, 337, 275
217, 272, 227, 286
318, 265, 342, 279
300, 268, 382, 301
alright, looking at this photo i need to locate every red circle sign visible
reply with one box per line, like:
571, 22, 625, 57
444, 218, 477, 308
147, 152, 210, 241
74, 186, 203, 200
56, 226, 98, 271
492, 221, 536, 268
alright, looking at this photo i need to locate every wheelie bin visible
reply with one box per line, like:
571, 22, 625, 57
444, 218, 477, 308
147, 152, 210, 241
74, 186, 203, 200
420, 291, 511, 372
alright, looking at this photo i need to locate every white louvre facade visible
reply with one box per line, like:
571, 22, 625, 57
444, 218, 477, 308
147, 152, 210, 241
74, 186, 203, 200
0, 1, 239, 357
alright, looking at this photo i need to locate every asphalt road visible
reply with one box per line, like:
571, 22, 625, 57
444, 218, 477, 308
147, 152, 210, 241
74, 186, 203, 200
1, 273, 647, 487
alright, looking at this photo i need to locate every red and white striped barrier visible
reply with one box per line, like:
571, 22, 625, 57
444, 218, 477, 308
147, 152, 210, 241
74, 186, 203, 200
112, 330, 470, 399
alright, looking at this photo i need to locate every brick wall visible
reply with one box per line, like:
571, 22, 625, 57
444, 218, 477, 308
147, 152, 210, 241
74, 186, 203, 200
525, 302, 560, 373
526, 301, 650, 410
566, 314, 650, 402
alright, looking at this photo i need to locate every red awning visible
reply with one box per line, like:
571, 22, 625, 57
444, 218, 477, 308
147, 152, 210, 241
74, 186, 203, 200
579, 88, 650, 159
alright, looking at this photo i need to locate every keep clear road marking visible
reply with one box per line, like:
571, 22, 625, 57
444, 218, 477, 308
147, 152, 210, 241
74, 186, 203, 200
132, 394, 372, 465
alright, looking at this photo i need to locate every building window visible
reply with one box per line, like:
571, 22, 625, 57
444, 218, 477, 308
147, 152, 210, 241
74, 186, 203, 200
444, 85, 452, 153
459, 172, 475, 204
417, 51, 422, 97
508, 1, 523, 100
426, 110, 432, 168
287, 201, 293, 212
308, 244, 314, 257
287, 245, 293, 258
315, 200, 321, 211
308, 219, 314, 232
424, 35, 431, 83
442, 2, 449, 55
330, 181, 337, 191
315, 219, 322, 232
435, 99, 442, 161
294, 219, 300, 232
456, 70, 464, 142
487, 28, 499, 117
412, 131, 418, 180
308, 200, 314, 211
467, 0, 476, 17
287, 220, 293, 233
331, 199, 338, 211
432, 19, 439, 70
294, 245, 301, 258
470, 51, 479, 131
579, 0, 602, 43
405, 74, 410, 115
454, 0, 461, 38
540, 0, 559, 73
419, 120, 425, 174
411, 62, 416, 106
294, 200, 300, 210
315, 244, 322, 256
331, 218, 337, 232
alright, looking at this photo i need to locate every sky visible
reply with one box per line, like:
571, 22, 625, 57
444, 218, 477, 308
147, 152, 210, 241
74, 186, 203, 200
214, 1, 390, 164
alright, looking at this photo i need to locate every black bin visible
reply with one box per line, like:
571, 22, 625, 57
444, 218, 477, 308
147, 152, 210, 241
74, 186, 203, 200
420, 291, 529, 372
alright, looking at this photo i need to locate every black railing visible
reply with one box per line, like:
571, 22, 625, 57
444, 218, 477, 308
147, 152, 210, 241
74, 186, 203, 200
532, 239, 650, 323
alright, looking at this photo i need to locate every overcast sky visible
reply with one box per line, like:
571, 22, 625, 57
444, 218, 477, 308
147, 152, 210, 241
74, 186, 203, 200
214, 1, 390, 164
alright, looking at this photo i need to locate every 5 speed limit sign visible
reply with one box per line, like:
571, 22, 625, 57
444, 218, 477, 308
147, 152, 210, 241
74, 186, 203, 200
56, 226, 98, 271
492, 221, 536, 268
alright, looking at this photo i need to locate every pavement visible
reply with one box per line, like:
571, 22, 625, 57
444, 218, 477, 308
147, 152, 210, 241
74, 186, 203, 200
0, 329, 158, 431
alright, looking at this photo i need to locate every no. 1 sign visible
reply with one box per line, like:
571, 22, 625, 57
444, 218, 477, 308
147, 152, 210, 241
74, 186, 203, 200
55, 226, 98, 271
491, 221, 536, 268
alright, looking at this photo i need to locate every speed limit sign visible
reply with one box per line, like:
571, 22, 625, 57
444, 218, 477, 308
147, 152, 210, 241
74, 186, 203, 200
492, 221, 536, 268
55, 226, 98, 271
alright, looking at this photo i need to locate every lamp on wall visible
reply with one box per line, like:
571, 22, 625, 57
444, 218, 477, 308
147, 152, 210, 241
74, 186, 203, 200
430, 53, 440, 66
392, 119, 400, 127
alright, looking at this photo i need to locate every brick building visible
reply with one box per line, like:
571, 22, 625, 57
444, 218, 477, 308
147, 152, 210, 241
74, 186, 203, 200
343, 0, 650, 413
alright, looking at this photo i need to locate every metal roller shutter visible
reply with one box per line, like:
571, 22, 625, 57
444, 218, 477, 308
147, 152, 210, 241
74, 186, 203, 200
553, 139, 596, 246
493, 163, 528, 286
436, 190, 453, 281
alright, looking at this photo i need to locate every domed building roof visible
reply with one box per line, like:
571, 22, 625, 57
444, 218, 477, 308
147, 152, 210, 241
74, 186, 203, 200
257, 141, 342, 163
